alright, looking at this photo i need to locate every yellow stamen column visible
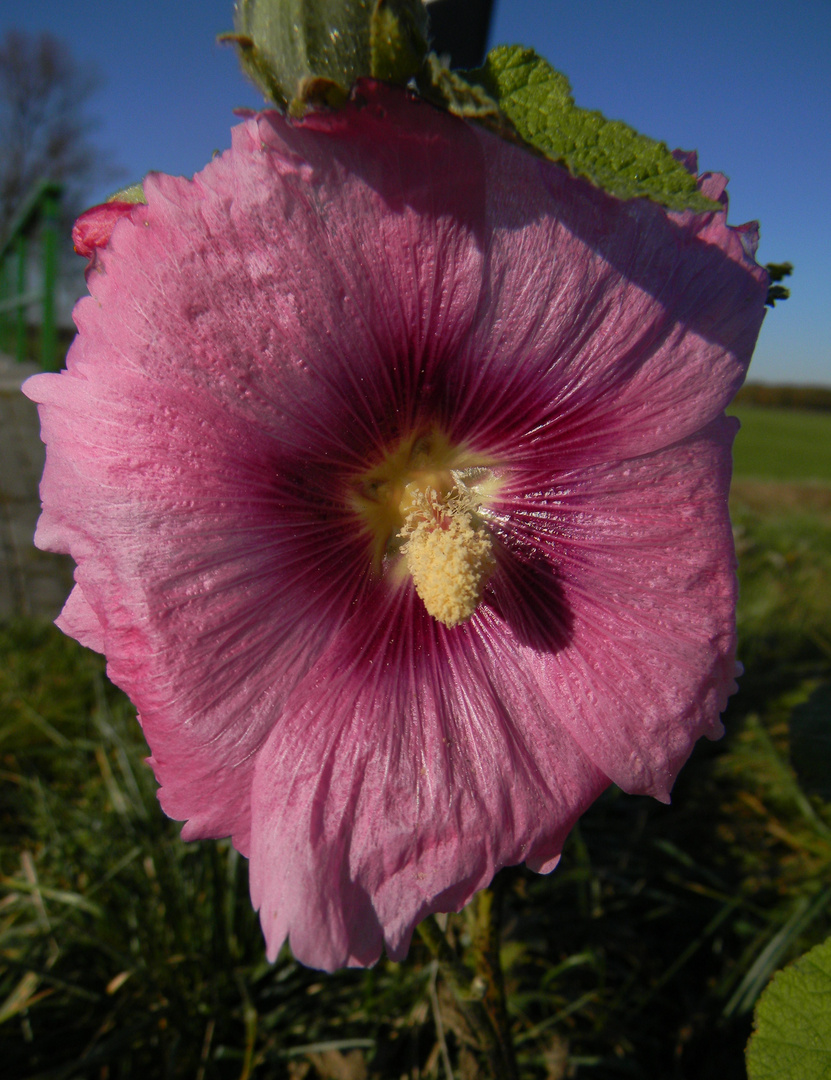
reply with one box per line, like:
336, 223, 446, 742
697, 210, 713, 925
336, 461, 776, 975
399, 486, 495, 627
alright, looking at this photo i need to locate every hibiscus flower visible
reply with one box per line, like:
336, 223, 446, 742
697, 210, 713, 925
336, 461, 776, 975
25, 81, 767, 971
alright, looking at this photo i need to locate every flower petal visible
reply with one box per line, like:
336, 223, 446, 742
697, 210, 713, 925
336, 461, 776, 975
442, 129, 767, 468
57, 583, 106, 654
72, 200, 138, 259
249, 584, 608, 970
26, 358, 378, 851
494, 414, 741, 800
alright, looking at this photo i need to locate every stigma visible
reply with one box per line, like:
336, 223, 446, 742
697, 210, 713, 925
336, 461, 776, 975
398, 485, 495, 628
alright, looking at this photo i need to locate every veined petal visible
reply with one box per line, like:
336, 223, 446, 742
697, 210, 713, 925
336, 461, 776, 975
24, 87, 491, 851
27, 360, 382, 848
249, 584, 607, 970
444, 130, 766, 467
494, 415, 741, 800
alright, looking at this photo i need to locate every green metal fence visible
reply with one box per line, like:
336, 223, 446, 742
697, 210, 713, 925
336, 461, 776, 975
0, 180, 63, 371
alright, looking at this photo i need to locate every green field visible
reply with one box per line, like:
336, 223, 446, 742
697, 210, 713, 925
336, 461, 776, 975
730, 405, 831, 482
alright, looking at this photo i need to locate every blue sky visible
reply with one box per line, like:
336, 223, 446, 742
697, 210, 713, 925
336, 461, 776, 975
3, 0, 828, 385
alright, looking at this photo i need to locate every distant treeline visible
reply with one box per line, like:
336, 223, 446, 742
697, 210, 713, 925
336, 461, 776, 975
734, 383, 831, 411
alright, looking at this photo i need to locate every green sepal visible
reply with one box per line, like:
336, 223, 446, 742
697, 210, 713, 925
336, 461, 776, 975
218, 30, 289, 107
369, 0, 428, 84
746, 936, 831, 1079
464, 45, 721, 212
289, 76, 349, 118
417, 53, 504, 123
106, 182, 147, 205
227, 0, 427, 110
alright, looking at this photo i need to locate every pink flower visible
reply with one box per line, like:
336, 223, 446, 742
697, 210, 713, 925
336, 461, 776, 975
24, 82, 767, 971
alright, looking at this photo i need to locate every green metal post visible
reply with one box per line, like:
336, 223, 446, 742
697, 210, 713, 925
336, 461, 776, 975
0, 254, 7, 354
15, 233, 27, 364
41, 192, 59, 371
0, 180, 64, 367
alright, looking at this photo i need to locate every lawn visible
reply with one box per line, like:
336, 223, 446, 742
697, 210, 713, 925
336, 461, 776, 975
730, 405, 831, 483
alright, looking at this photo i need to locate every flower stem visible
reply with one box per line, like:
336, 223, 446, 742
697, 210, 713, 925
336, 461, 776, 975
417, 883, 519, 1080
469, 881, 518, 1077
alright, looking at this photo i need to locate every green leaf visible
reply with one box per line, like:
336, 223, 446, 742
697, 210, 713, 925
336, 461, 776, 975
228, 0, 427, 110
466, 45, 720, 212
765, 260, 793, 307
746, 936, 831, 1080
791, 682, 831, 803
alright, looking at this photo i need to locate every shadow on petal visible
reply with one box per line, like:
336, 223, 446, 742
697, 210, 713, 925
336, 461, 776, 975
489, 550, 573, 654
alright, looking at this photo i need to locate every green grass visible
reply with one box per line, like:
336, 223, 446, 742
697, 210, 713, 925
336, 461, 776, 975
729, 405, 831, 483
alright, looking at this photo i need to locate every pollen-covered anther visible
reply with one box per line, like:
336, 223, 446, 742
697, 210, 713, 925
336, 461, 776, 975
399, 486, 496, 628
